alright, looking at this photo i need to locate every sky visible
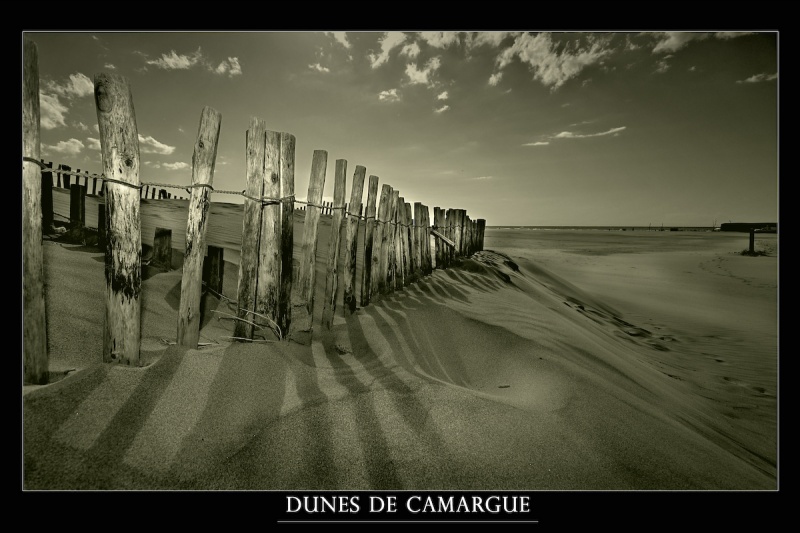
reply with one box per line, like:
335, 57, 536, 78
24, 31, 778, 226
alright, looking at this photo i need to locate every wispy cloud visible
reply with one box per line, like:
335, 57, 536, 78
162, 162, 190, 171
437, 91, 449, 100
488, 72, 503, 86
44, 72, 94, 99
470, 175, 494, 180
40, 93, 68, 130
736, 72, 778, 84
654, 58, 671, 74
369, 32, 407, 68
378, 89, 400, 102
146, 48, 204, 70
419, 31, 461, 48
689, 66, 697, 72
493, 32, 612, 91
326, 31, 351, 49
466, 32, 517, 50
93, 124, 99, 133
138, 134, 176, 155
401, 42, 420, 59
86, 137, 101, 150
553, 126, 626, 139
73, 121, 90, 132
104, 63, 116, 70
523, 141, 550, 146
43, 138, 85, 155
649, 32, 709, 54
309, 63, 330, 73
212, 57, 242, 77
178, 127, 185, 133
405, 56, 441, 87
434, 104, 450, 114
715, 31, 755, 39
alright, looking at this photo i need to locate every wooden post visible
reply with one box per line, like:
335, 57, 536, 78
361, 175, 379, 307
41, 160, 53, 230
234, 118, 267, 340
423, 205, 432, 275
153, 228, 173, 269
749, 229, 755, 254
254, 130, 282, 338
376, 184, 393, 296
404, 203, 414, 283
176, 106, 221, 348
60, 163, 71, 188
322, 159, 347, 329
278, 132, 296, 336
397, 196, 408, 287
83, 170, 89, 188
95, 72, 142, 366
343, 165, 366, 315
412, 203, 422, 279
97, 204, 106, 248
291, 150, 328, 338
69, 183, 86, 229
203, 245, 225, 295
91, 175, 98, 195
151, 187, 156, 199
465, 215, 471, 256
23, 39, 48, 384
453, 209, 462, 257
434, 207, 444, 269
478, 219, 486, 251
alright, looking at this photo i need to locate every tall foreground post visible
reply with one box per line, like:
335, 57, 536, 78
95, 72, 142, 365
398, 196, 409, 287
322, 159, 347, 328
23, 40, 48, 384
177, 106, 222, 348
291, 150, 328, 340
434, 207, 444, 269
361, 175, 379, 307
254, 131, 283, 338
374, 184, 392, 297
278, 133, 296, 336
344, 165, 366, 315
413, 203, 423, 279
235, 118, 266, 340
405, 203, 414, 282
477, 219, 486, 251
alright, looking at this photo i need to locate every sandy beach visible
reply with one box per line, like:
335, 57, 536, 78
22, 194, 777, 491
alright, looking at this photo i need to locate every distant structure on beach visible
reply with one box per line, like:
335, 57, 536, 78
719, 222, 778, 233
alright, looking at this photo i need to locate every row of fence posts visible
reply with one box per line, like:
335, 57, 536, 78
22, 40, 486, 384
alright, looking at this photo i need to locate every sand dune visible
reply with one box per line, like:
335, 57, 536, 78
23, 215, 777, 490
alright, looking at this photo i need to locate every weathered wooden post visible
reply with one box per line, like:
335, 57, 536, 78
234, 118, 267, 340
95, 72, 142, 365
153, 228, 173, 268
69, 183, 86, 229
404, 203, 414, 282
412, 203, 422, 279
41, 160, 53, 231
60, 163, 71, 189
343, 165, 366, 315
434, 207, 444, 269
203, 245, 225, 295
23, 40, 48, 384
254, 130, 282, 338
91, 175, 98, 195
477, 219, 486, 251
454, 209, 463, 257
387, 190, 400, 291
361, 175, 379, 307
397, 196, 408, 287
278, 132, 296, 336
291, 150, 328, 340
749, 229, 755, 254
322, 159, 347, 329
176, 106, 221, 348
377, 185, 394, 296
465, 215, 471, 256
423, 205, 432, 275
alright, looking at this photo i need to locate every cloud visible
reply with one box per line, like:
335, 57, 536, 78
104, 63, 116, 70
178, 127, 185, 133
309, 63, 330, 73
162, 162, 190, 171
138, 134, 176, 154
654, 59, 671, 74
488, 72, 503, 86
401, 42, 420, 59
434, 104, 450, 114
625, 34, 641, 51
523, 141, 550, 146
470, 175, 493, 180
378, 89, 400, 102
86, 137, 101, 150
419, 31, 461, 48
715, 31, 755, 39
494, 32, 612, 90
553, 126, 626, 139
466, 32, 517, 50
213, 57, 242, 77
43, 138, 84, 155
74, 121, 90, 131
146, 48, 204, 70
649, 32, 709, 54
326, 31, 351, 49
45, 72, 94, 99
405, 56, 441, 86
736, 72, 778, 84
437, 91, 449, 100
689, 66, 697, 72
369, 32, 407, 68
93, 124, 99, 133
40, 93, 68, 130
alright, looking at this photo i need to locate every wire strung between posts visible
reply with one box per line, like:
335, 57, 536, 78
22, 156, 47, 169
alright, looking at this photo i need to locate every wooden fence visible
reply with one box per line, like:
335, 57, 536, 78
22, 41, 486, 382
